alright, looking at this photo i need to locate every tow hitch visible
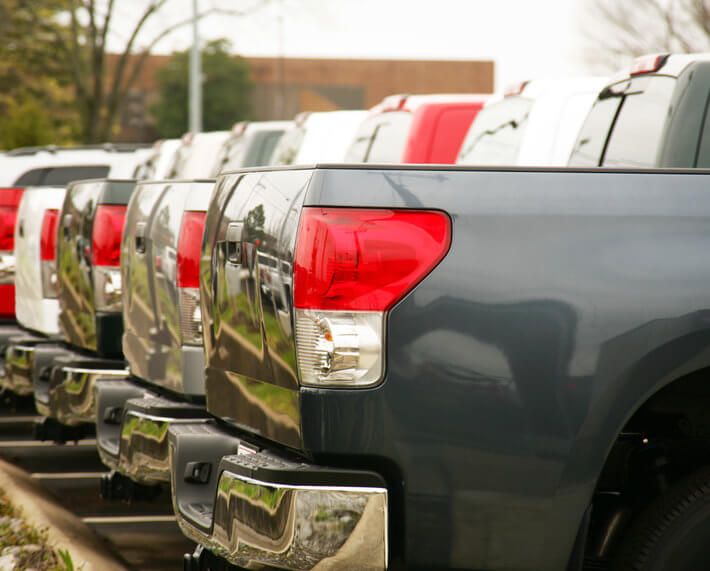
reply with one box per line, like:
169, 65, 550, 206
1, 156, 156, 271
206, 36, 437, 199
99, 470, 162, 502
33, 417, 93, 443
183, 545, 239, 571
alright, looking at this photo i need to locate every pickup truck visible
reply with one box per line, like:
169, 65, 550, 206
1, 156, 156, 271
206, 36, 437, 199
0, 148, 148, 405
94, 178, 215, 497
270, 111, 367, 165
344, 94, 485, 163
164, 164, 710, 571
4, 179, 138, 441
457, 78, 606, 166
568, 53, 710, 168
93, 117, 350, 499
0, 146, 150, 390
133, 138, 181, 180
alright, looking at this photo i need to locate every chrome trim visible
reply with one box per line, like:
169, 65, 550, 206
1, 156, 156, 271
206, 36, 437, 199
117, 408, 208, 485
48, 366, 128, 426
175, 453, 388, 570
3, 343, 36, 396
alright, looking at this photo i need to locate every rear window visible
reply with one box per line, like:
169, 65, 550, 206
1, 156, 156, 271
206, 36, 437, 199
219, 130, 286, 173
344, 112, 413, 163
457, 97, 532, 165
569, 75, 676, 167
603, 76, 676, 167
568, 97, 622, 166
245, 131, 284, 167
13, 165, 109, 186
271, 126, 305, 166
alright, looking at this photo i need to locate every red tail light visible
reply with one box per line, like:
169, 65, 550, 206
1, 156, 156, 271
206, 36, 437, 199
92, 205, 127, 267
294, 208, 451, 311
40, 209, 59, 261
177, 210, 206, 345
0, 188, 24, 252
293, 207, 451, 388
177, 211, 206, 288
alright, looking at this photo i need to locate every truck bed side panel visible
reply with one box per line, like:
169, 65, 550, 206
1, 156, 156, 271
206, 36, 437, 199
297, 166, 710, 569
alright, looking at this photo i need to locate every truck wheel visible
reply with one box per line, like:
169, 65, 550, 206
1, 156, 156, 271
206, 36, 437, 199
612, 466, 710, 570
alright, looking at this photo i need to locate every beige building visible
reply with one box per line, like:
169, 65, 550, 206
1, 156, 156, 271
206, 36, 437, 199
115, 54, 494, 141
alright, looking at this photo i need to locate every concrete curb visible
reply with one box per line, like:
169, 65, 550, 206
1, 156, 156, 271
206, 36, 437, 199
0, 458, 128, 571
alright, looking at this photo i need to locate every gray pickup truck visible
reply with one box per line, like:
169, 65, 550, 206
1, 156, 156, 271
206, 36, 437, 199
163, 164, 710, 571
27, 180, 135, 442
95, 120, 291, 498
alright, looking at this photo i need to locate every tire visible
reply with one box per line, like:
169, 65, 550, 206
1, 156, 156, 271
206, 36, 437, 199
612, 466, 710, 570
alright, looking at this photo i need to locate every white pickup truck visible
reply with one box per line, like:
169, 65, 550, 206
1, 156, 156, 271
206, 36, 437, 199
0, 147, 148, 408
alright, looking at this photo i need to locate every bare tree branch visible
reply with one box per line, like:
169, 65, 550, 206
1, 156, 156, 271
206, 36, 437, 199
587, 0, 710, 69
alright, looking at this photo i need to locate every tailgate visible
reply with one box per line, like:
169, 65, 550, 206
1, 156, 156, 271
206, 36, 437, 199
122, 181, 168, 377
15, 186, 66, 335
57, 180, 135, 354
122, 180, 214, 396
202, 170, 310, 448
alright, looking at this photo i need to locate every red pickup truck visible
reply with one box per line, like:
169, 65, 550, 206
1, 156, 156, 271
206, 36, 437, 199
344, 94, 486, 164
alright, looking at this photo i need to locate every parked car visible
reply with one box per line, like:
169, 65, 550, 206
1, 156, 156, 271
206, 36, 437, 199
344, 94, 486, 163
93, 179, 215, 497
0, 148, 148, 405
4, 179, 137, 440
457, 77, 606, 166
160, 158, 710, 571
568, 53, 710, 167
270, 110, 367, 165
211, 120, 292, 175
0, 146, 150, 356
0, 144, 150, 187
93, 115, 356, 497
166, 131, 231, 178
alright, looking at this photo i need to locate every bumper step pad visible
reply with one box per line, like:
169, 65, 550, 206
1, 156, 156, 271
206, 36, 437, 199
95, 379, 148, 471
46, 355, 128, 427
116, 394, 210, 486
169, 423, 388, 571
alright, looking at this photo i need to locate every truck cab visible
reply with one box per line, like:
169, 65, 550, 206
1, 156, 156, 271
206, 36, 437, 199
269, 111, 367, 165
568, 53, 710, 167
457, 77, 606, 166
345, 93, 486, 164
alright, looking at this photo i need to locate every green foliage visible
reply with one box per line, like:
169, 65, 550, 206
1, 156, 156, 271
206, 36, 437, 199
0, 0, 79, 149
153, 39, 253, 138
57, 549, 75, 571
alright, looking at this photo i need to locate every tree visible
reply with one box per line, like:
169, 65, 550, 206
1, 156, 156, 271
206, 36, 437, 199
0, 0, 80, 148
586, 0, 710, 69
0, 0, 268, 144
152, 40, 253, 138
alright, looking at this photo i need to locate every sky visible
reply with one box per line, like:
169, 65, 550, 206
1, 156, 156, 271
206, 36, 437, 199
109, 0, 609, 91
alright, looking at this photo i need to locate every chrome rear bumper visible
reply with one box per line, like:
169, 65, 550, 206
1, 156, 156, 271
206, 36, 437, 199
94, 378, 147, 471
3, 335, 58, 396
46, 360, 128, 425
0, 324, 24, 385
116, 394, 209, 485
169, 423, 388, 570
